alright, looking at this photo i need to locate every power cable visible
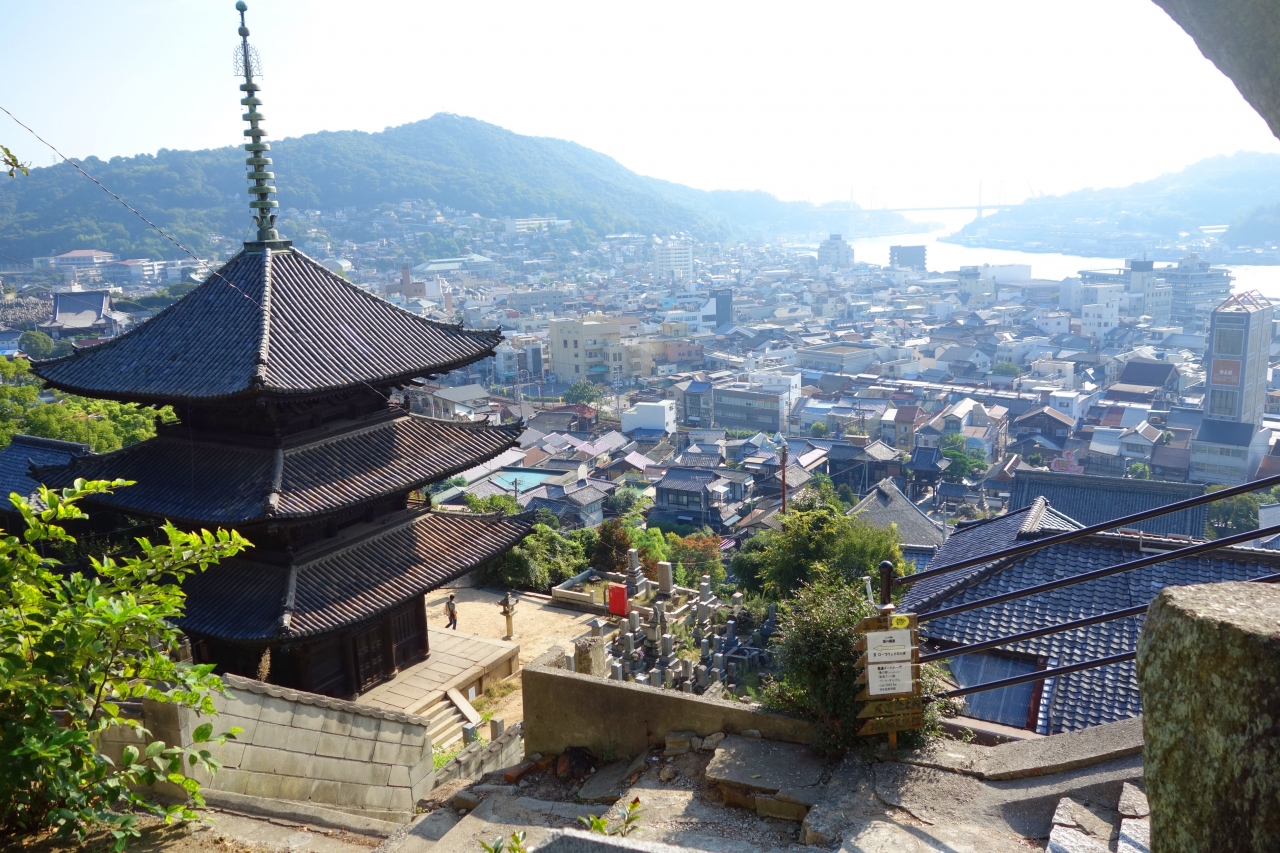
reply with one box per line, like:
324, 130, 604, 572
0, 104, 263, 310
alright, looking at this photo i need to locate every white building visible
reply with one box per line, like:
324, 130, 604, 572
621, 400, 677, 435
1081, 284, 1122, 340
653, 241, 694, 281
816, 234, 854, 268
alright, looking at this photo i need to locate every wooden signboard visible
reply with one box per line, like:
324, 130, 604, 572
855, 611, 924, 746
858, 712, 924, 737
857, 696, 922, 719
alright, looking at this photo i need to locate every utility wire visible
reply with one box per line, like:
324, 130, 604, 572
0, 104, 263, 310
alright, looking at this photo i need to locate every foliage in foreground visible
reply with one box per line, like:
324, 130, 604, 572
761, 572, 960, 756
0, 479, 250, 848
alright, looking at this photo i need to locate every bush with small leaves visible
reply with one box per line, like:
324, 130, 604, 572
0, 479, 251, 848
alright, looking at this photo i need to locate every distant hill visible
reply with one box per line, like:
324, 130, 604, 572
944, 151, 1280, 255
0, 114, 924, 262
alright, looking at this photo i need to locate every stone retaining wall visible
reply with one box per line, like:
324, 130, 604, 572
522, 647, 814, 759
434, 721, 526, 785
100, 674, 436, 822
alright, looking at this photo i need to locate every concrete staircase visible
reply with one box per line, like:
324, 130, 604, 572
421, 689, 485, 750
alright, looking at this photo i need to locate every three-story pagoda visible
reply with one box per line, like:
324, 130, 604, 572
31, 2, 531, 698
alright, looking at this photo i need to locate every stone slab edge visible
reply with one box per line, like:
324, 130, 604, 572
222, 673, 433, 728
202, 789, 406, 837
888, 716, 1143, 781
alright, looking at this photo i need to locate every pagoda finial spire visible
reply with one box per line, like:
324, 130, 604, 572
236, 1, 283, 246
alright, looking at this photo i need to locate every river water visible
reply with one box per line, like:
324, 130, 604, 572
844, 213, 1280, 300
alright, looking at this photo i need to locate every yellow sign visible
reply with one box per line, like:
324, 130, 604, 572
891, 614, 911, 629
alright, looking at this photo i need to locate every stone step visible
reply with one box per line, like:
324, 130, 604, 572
427, 704, 468, 750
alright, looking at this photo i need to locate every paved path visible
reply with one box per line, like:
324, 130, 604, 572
427, 583, 597, 724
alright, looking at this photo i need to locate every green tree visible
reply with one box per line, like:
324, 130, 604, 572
810, 422, 828, 438
939, 433, 987, 483
1127, 461, 1151, 480
2, 144, 27, 178
991, 362, 1023, 376
17, 330, 55, 360
668, 532, 725, 587
836, 483, 857, 507
606, 485, 645, 515
479, 523, 586, 592
750, 504, 903, 598
0, 479, 250, 846
564, 380, 604, 406
463, 493, 521, 516
591, 518, 633, 574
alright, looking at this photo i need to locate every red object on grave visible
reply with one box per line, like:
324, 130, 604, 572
608, 582, 629, 616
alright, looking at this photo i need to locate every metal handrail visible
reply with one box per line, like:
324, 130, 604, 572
917, 603, 1149, 663
935, 651, 1137, 699
913, 521, 1280, 624
872, 476, 1280, 712
895, 470, 1280, 591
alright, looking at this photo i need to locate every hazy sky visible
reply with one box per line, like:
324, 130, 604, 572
3, 0, 1278, 214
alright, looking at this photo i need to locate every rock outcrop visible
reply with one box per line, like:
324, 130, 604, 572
1137, 581, 1280, 851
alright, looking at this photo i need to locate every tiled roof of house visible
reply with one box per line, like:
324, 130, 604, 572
656, 467, 720, 492
902, 498, 1082, 613
36, 415, 521, 526
34, 249, 502, 405
179, 509, 531, 640
918, 531, 1280, 733
850, 477, 946, 549
1116, 358, 1177, 388
1009, 470, 1206, 537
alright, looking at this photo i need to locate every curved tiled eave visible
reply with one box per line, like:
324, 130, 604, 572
34, 415, 523, 527
32, 249, 502, 406
178, 509, 532, 641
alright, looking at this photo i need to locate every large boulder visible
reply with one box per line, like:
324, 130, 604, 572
1137, 582, 1280, 851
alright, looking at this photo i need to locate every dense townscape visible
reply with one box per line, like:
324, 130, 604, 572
4, 3, 1280, 852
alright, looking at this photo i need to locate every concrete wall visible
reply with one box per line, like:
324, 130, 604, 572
522, 647, 814, 759
434, 721, 526, 786
100, 673, 436, 822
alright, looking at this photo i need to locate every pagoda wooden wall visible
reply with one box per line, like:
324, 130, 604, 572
192, 597, 429, 699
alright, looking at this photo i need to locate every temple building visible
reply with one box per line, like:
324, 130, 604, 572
29, 3, 531, 698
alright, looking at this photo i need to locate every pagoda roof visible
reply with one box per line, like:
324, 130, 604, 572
178, 508, 531, 641
35, 414, 522, 526
33, 248, 502, 405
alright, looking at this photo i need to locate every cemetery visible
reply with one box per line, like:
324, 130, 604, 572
553, 549, 779, 698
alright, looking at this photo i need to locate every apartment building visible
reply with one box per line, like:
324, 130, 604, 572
549, 314, 621, 382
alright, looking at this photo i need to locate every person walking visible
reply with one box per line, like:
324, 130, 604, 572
445, 594, 458, 630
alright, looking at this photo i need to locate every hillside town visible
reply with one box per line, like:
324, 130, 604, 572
8, 214, 1277, 508
6, 3, 1280, 853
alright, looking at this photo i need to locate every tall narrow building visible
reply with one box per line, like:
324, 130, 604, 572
1204, 290, 1273, 425
30, 3, 530, 698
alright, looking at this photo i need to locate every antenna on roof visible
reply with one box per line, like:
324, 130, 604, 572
235, 1, 283, 245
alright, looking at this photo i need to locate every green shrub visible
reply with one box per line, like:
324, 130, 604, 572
0, 479, 249, 848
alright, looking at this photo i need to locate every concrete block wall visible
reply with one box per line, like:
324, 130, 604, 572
434, 721, 526, 786
103, 673, 437, 821
522, 647, 814, 760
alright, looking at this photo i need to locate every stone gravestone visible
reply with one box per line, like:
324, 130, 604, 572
625, 548, 645, 597
574, 636, 609, 677
658, 560, 674, 595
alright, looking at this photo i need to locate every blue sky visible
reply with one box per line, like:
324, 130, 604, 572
3, 0, 1278, 213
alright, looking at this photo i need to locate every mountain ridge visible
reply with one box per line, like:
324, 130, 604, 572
0, 113, 923, 262
945, 151, 1280, 253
